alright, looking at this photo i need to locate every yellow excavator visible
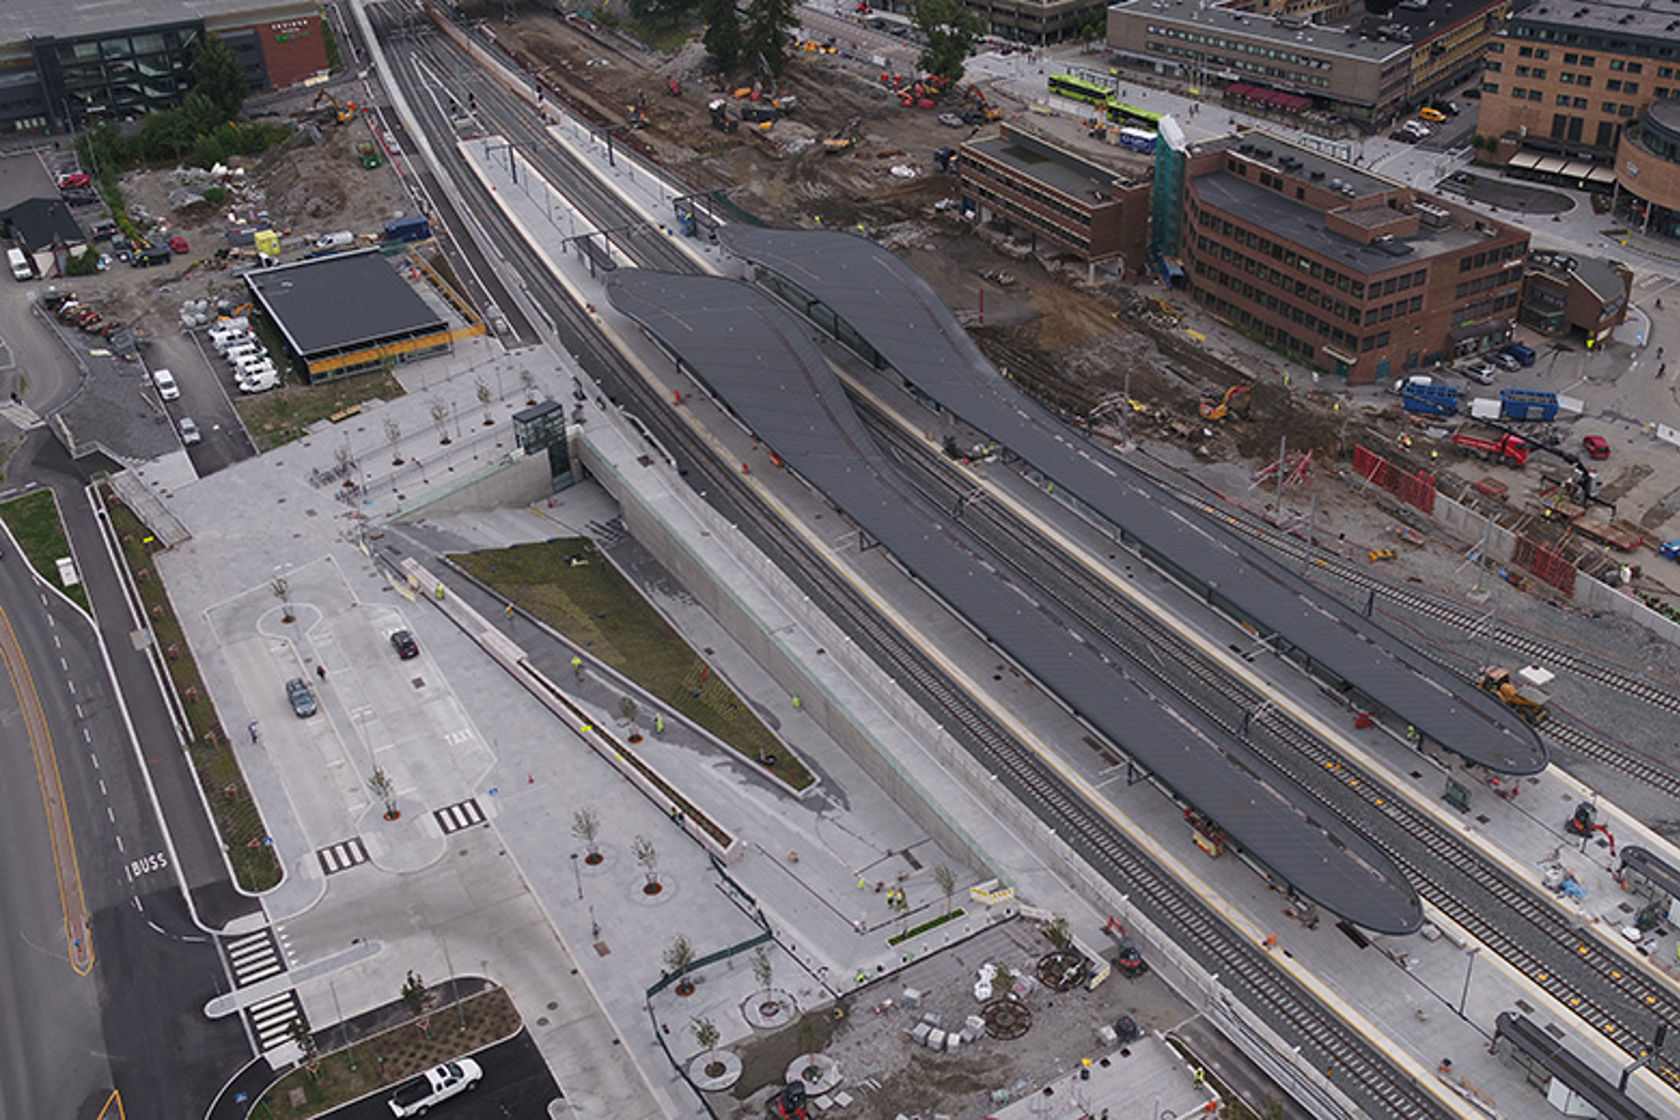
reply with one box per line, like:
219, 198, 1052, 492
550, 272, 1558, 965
1478, 666, 1550, 725
1199, 384, 1251, 421
823, 116, 862, 154
311, 90, 355, 124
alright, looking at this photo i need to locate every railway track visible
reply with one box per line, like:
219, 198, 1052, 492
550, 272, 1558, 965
388, 23, 1464, 1117
1112, 456, 1680, 798
858, 398, 1680, 1095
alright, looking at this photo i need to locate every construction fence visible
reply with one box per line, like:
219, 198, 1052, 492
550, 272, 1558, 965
1352, 444, 1437, 516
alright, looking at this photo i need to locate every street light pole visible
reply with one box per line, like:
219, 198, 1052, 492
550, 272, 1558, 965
1458, 945, 1480, 1017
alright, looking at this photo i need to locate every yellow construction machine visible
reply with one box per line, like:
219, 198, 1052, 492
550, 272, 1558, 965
1478, 666, 1550, 725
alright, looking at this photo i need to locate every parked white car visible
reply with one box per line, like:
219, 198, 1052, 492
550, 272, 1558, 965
151, 367, 179, 400
387, 1059, 481, 1117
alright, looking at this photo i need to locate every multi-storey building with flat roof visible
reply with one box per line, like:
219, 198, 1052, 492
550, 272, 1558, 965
0, 0, 327, 134
1475, 0, 1680, 239
1106, 0, 1507, 125
1160, 129, 1528, 385
959, 122, 1152, 274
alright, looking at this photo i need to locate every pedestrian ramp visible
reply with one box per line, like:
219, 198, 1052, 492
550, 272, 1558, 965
434, 797, 486, 834
224, 927, 286, 987
248, 990, 307, 1053
317, 836, 370, 876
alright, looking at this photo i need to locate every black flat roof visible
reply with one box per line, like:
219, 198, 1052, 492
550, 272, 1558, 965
1621, 848, 1680, 904
606, 267, 1421, 936
1496, 1014, 1657, 1120
244, 249, 446, 357
719, 226, 1545, 776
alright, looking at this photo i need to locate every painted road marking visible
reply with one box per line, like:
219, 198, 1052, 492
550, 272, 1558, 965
316, 836, 369, 875
434, 797, 485, 834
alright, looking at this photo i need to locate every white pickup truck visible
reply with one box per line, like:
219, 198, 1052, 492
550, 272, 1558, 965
387, 1058, 482, 1117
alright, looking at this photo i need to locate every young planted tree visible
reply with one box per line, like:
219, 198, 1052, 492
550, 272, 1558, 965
619, 695, 639, 726
369, 767, 399, 820
572, 807, 603, 863
385, 417, 404, 465
520, 368, 538, 404
664, 934, 697, 995
287, 1017, 319, 1073
401, 970, 434, 1019
270, 576, 293, 623
691, 1015, 720, 1059
632, 834, 660, 892
430, 398, 451, 445
752, 944, 774, 993
933, 864, 957, 916
476, 377, 494, 425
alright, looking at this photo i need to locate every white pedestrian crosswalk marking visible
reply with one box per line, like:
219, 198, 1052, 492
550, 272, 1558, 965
224, 928, 285, 987
247, 990, 306, 1052
316, 836, 369, 875
434, 798, 485, 834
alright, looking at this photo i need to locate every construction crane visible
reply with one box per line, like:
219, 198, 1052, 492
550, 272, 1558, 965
1477, 666, 1550, 725
1198, 384, 1251, 421
311, 90, 355, 124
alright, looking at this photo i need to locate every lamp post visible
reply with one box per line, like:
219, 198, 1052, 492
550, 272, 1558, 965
1458, 945, 1480, 1018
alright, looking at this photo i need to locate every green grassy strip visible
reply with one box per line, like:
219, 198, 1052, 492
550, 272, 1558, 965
0, 489, 91, 613
102, 489, 280, 891
451, 539, 813, 790
888, 909, 965, 946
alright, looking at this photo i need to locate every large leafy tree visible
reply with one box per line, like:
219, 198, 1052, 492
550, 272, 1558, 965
703, 0, 746, 76
913, 0, 985, 82
191, 33, 248, 119
743, 0, 797, 79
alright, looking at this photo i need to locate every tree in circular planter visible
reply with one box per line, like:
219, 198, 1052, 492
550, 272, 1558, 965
665, 934, 697, 996
691, 1016, 723, 1078
752, 945, 783, 1019
572, 807, 603, 865
633, 834, 661, 895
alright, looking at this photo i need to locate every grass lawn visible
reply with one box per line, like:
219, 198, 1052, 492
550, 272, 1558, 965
258, 987, 520, 1120
451, 539, 812, 790
102, 488, 280, 891
0, 488, 90, 612
239, 369, 405, 452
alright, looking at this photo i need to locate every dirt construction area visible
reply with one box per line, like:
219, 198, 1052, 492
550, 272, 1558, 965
64, 103, 417, 344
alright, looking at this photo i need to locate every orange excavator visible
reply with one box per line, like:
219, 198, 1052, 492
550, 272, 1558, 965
1199, 384, 1251, 421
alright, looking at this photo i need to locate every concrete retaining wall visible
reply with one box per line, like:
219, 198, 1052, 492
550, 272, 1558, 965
393, 450, 552, 520
577, 431, 1004, 883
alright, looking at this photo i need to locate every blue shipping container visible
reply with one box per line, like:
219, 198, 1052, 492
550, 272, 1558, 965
1401, 383, 1459, 415
383, 215, 431, 242
1499, 389, 1558, 422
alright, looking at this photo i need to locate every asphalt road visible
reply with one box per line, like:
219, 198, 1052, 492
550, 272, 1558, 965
322, 1032, 563, 1120
0, 465, 247, 1120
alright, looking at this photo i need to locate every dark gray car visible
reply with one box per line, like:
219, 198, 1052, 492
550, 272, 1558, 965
286, 677, 318, 718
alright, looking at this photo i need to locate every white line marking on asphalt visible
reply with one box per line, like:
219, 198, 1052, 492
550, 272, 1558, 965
115, 835, 124, 852
90, 752, 99, 769
98, 779, 107, 795
106, 806, 115, 822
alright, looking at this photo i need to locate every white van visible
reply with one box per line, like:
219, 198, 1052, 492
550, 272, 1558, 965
224, 342, 264, 366
7, 247, 31, 281
314, 231, 355, 251
208, 318, 249, 341
238, 371, 279, 394
213, 330, 255, 355
152, 367, 180, 400
234, 355, 276, 382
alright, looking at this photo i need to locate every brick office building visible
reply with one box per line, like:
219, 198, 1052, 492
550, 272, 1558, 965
0, 0, 328, 134
1163, 130, 1527, 385
959, 122, 1152, 276
1105, 0, 1508, 125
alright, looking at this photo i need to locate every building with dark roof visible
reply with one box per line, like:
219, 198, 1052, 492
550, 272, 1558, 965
1, 196, 86, 276
1160, 129, 1528, 384
717, 225, 1545, 779
243, 249, 457, 382
1105, 0, 1508, 124
606, 264, 1423, 935
958, 122, 1152, 275
0, 0, 326, 134
1520, 250, 1632, 344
